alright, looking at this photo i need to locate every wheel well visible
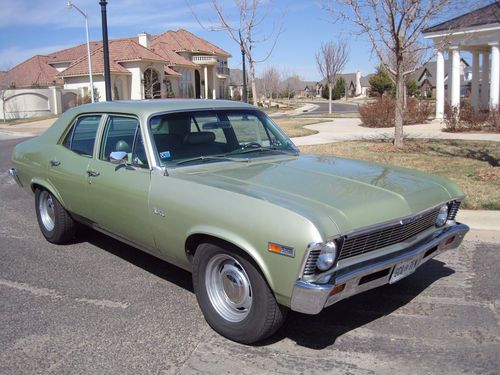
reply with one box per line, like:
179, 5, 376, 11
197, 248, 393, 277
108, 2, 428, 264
31, 183, 42, 193
185, 234, 267, 282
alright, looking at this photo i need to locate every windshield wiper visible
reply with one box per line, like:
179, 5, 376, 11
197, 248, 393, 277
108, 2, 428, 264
176, 155, 250, 165
227, 146, 298, 156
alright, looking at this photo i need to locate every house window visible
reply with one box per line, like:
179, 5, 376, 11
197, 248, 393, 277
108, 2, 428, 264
143, 68, 161, 99
179, 69, 193, 98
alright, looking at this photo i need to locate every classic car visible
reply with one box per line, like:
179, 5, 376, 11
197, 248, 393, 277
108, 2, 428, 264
10, 100, 469, 344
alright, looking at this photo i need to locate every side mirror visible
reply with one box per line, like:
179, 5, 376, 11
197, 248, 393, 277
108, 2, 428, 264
110, 151, 128, 164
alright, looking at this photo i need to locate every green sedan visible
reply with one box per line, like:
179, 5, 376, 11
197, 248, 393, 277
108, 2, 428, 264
9, 100, 469, 344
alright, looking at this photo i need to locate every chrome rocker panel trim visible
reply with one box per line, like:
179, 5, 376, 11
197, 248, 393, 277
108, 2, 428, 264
8, 168, 23, 187
291, 223, 469, 315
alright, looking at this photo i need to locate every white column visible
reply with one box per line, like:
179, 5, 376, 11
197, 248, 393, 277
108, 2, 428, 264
489, 43, 499, 108
450, 47, 461, 108
435, 50, 445, 119
447, 50, 454, 105
471, 51, 480, 111
481, 51, 490, 108
204, 65, 208, 99
212, 66, 217, 99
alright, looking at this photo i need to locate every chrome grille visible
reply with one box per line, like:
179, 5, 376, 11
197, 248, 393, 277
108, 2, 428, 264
448, 201, 461, 221
303, 249, 321, 276
338, 209, 439, 261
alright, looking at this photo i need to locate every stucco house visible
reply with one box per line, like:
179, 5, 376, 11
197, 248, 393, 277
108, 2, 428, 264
1, 29, 231, 104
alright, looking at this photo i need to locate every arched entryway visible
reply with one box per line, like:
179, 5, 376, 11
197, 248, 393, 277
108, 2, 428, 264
195, 70, 201, 99
143, 68, 161, 99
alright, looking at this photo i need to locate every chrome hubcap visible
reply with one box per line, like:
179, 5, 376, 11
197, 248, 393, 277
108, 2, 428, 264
205, 254, 252, 322
39, 191, 55, 232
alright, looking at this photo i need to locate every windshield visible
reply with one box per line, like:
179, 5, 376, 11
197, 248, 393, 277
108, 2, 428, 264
149, 109, 298, 166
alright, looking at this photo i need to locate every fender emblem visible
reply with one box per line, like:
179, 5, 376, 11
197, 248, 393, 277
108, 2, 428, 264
153, 208, 165, 217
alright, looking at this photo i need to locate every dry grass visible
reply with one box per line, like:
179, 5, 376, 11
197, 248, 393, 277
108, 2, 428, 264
274, 118, 329, 137
300, 139, 500, 210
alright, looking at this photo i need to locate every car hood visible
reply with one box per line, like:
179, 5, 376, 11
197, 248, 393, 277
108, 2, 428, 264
175, 154, 462, 236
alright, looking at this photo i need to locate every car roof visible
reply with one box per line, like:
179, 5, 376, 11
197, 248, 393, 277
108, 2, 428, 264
69, 99, 256, 117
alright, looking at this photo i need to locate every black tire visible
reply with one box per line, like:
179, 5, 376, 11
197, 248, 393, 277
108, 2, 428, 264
35, 188, 75, 244
192, 242, 287, 344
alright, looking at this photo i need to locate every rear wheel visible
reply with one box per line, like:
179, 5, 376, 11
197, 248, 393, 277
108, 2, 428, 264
192, 243, 287, 344
35, 188, 75, 244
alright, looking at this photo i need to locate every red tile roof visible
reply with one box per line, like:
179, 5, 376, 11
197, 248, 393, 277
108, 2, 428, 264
0, 55, 63, 88
164, 65, 181, 76
151, 42, 198, 67
153, 29, 230, 57
58, 39, 166, 77
4, 29, 229, 84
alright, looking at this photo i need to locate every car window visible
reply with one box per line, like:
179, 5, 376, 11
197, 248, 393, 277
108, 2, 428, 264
100, 115, 149, 168
63, 115, 102, 157
149, 110, 295, 166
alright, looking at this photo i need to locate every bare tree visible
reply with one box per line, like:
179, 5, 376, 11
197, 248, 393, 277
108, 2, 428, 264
281, 73, 302, 101
315, 40, 349, 114
260, 66, 281, 99
190, 0, 284, 105
324, 0, 453, 147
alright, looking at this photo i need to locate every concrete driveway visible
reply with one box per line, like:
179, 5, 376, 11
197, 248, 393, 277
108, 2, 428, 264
1, 137, 499, 374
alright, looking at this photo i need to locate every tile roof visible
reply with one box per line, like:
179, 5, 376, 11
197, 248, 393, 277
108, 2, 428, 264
424, 3, 500, 33
0, 55, 62, 88
153, 29, 230, 57
58, 39, 165, 77
4, 29, 229, 85
150, 41, 198, 67
164, 65, 181, 76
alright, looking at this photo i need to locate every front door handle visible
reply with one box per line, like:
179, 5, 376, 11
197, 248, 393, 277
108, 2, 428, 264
49, 160, 61, 166
86, 170, 100, 177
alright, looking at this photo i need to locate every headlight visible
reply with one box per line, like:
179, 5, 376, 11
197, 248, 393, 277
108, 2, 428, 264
436, 205, 448, 227
316, 241, 338, 271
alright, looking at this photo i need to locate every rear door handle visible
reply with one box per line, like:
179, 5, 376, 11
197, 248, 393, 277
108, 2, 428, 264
86, 170, 100, 177
49, 160, 61, 166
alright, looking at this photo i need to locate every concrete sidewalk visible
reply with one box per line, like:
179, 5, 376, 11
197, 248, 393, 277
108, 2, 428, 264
0, 118, 57, 138
292, 118, 500, 145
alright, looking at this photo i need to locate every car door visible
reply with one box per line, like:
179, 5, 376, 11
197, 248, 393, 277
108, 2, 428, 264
85, 114, 155, 250
47, 114, 102, 219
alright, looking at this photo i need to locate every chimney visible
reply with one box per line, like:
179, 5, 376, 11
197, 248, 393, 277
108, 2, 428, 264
138, 32, 150, 49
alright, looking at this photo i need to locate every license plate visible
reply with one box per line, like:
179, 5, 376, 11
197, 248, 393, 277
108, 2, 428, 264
390, 256, 420, 284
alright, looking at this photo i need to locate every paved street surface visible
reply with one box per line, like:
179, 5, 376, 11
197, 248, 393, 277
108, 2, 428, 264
1, 138, 499, 374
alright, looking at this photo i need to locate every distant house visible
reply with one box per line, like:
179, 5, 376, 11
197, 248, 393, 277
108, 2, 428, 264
412, 58, 470, 98
298, 82, 323, 98
227, 68, 245, 99
334, 72, 371, 97
1, 29, 231, 99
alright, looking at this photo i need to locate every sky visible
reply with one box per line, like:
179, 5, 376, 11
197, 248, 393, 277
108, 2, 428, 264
0, 0, 492, 81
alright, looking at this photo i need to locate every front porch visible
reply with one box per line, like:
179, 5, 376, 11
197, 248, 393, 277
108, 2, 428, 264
423, 3, 500, 118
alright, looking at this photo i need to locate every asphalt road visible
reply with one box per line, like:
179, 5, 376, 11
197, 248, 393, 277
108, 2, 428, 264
1, 137, 499, 374
303, 101, 359, 114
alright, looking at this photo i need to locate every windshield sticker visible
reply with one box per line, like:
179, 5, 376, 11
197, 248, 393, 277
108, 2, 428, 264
159, 151, 171, 159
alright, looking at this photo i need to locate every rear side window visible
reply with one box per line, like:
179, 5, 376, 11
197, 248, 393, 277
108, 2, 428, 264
63, 115, 101, 156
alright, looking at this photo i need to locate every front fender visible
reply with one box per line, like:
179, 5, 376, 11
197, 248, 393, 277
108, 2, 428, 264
187, 225, 274, 290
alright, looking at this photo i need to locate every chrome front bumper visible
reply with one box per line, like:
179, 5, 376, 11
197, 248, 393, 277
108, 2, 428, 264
8, 168, 23, 187
291, 223, 469, 315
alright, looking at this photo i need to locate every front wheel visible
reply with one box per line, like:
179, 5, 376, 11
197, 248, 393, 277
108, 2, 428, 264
192, 243, 287, 344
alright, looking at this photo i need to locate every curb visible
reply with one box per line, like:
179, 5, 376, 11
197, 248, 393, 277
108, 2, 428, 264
457, 210, 500, 231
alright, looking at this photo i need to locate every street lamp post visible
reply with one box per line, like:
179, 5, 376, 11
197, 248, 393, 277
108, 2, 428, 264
99, 0, 112, 101
67, 1, 94, 103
